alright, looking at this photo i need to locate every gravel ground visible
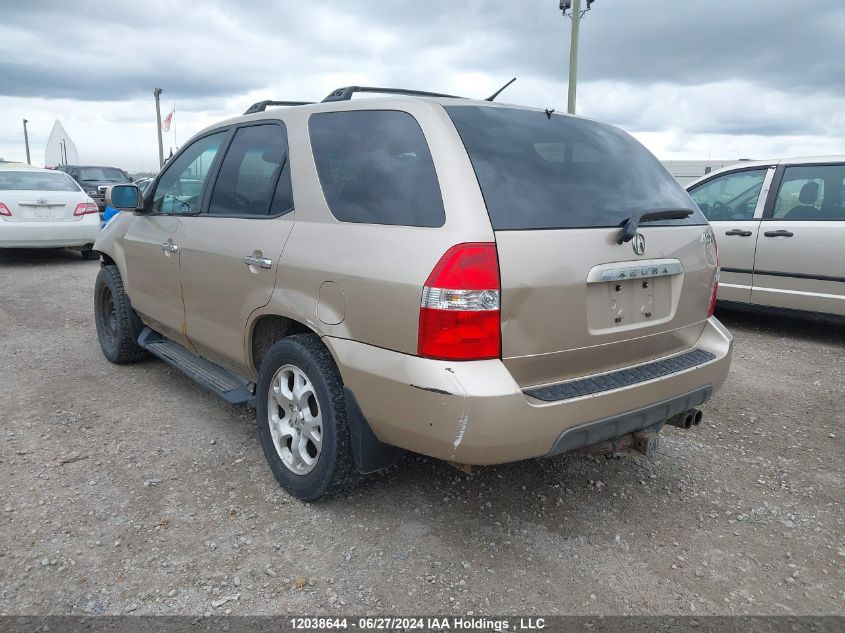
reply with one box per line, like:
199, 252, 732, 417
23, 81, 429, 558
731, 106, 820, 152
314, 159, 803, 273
1, 248, 843, 617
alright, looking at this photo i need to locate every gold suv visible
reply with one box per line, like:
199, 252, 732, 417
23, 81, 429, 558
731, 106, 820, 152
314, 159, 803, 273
93, 86, 733, 501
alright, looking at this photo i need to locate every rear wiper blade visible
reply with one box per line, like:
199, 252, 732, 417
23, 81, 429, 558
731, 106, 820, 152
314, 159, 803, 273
617, 209, 694, 244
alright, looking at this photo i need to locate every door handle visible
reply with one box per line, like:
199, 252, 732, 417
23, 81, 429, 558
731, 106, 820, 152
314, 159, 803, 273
161, 242, 178, 252
243, 255, 272, 269
724, 229, 753, 237
763, 230, 794, 238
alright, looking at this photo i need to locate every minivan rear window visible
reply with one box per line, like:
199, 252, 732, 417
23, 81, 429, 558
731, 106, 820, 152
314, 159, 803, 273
446, 106, 704, 230
309, 110, 445, 227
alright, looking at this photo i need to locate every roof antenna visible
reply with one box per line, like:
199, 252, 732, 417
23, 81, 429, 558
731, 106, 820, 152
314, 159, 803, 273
485, 77, 517, 102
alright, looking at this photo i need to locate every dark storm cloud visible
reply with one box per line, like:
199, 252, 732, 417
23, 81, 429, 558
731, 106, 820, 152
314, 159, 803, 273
2, 0, 844, 158
4, 0, 845, 101
244, 0, 845, 95
0, 62, 256, 101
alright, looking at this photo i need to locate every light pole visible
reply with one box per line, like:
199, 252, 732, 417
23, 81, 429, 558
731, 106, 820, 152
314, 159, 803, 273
22, 119, 31, 164
154, 87, 164, 168
559, 0, 596, 114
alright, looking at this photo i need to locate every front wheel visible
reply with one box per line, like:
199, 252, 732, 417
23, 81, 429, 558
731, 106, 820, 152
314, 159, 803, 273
94, 265, 147, 364
81, 248, 99, 260
256, 334, 358, 501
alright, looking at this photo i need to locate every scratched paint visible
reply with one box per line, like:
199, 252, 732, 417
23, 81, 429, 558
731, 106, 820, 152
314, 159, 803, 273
452, 414, 469, 450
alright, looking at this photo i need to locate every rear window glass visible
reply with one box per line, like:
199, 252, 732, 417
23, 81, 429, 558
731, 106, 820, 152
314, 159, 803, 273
446, 106, 704, 230
308, 111, 445, 227
0, 171, 80, 192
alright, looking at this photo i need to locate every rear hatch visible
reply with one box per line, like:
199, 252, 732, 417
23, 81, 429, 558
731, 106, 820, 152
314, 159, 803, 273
0, 170, 88, 222
446, 105, 717, 388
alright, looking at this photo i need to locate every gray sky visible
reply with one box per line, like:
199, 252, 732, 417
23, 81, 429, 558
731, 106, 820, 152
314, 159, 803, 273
2, 0, 844, 171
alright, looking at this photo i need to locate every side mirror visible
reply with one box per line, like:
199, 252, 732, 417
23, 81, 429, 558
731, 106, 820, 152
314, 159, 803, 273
105, 184, 142, 212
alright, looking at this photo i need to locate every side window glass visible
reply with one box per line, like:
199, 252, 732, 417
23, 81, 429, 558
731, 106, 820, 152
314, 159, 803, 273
208, 124, 291, 216
688, 169, 767, 221
308, 110, 445, 227
773, 164, 845, 220
151, 131, 227, 214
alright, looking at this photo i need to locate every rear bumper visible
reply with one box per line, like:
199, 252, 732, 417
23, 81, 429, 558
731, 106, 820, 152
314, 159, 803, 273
0, 218, 99, 248
326, 317, 733, 465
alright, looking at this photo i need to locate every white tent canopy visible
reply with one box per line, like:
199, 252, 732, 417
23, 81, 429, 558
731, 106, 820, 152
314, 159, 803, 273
44, 120, 78, 167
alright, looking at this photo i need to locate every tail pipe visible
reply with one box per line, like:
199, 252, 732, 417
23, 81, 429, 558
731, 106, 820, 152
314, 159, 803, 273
666, 408, 703, 430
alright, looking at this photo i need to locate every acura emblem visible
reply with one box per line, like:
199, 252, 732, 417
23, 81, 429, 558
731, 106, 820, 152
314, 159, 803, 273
632, 233, 646, 256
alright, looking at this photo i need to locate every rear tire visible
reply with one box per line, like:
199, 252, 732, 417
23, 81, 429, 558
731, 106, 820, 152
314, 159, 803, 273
256, 334, 359, 501
94, 265, 148, 364
81, 249, 99, 261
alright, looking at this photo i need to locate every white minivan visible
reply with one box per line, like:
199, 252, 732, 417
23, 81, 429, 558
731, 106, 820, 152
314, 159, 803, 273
687, 156, 845, 316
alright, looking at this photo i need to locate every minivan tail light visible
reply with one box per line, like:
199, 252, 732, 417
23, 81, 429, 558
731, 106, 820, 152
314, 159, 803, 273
74, 202, 99, 216
0, 203, 10, 216
418, 243, 501, 360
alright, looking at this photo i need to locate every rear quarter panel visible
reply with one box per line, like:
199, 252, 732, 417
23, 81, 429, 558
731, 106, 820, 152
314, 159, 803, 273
251, 100, 494, 362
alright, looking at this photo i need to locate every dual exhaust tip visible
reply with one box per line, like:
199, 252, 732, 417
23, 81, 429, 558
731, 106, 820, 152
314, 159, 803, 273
666, 408, 704, 430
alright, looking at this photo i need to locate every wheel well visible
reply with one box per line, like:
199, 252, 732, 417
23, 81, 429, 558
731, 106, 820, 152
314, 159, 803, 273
250, 315, 311, 372
100, 253, 116, 267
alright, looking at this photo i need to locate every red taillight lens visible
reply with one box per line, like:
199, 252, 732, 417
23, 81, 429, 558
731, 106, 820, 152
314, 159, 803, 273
708, 272, 719, 317
74, 202, 99, 216
707, 234, 720, 317
0, 202, 11, 217
418, 243, 501, 360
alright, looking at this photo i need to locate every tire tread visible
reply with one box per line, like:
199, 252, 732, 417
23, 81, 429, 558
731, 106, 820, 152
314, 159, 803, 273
257, 333, 360, 501
95, 265, 148, 364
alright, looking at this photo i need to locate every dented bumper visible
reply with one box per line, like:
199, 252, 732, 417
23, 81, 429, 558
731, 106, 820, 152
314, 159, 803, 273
325, 317, 733, 465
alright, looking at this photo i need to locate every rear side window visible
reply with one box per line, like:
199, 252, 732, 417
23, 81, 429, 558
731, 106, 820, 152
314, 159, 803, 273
308, 111, 445, 227
446, 106, 704, 230
772, 164, 845, 220
208, 124, 293, 216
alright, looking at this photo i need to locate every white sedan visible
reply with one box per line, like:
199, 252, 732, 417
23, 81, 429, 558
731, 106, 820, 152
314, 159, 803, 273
0, 165, 101, 259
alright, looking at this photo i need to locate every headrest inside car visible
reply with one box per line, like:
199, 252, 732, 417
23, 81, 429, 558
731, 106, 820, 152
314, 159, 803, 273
798, 181, 820, 204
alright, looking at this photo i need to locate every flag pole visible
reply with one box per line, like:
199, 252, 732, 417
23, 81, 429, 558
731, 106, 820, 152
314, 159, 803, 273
154, 87, 164, 168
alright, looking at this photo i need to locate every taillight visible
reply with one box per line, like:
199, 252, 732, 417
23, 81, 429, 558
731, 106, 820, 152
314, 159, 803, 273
707, 233, 719, 317
418, 243, 501, 360
74, 202, 99, 216
708, 272, 719, 317
0, 203, 10, 217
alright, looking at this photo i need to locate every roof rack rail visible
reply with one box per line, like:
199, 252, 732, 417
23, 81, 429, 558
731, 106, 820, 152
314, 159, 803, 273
243, 100, 315, 115
321, 86, 464, 103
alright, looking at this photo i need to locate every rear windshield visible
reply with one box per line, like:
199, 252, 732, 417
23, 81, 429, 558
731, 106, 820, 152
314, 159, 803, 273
309, 110, 445, 227
0, 171, 80, 192
446, 106, 704, 230
79, 167, 129, 182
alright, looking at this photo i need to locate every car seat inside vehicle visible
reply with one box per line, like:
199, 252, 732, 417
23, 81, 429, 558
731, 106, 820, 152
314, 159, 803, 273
784, 181, 820, 219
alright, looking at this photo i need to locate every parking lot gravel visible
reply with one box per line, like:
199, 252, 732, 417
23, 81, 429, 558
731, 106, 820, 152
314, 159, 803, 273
1, 248, 843, 616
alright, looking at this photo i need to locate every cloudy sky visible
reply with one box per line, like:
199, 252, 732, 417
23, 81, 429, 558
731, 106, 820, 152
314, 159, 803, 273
2, 0, 844, 172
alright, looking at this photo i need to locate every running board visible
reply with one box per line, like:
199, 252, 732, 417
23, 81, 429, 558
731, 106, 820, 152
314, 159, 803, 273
137, 328, 255, 405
